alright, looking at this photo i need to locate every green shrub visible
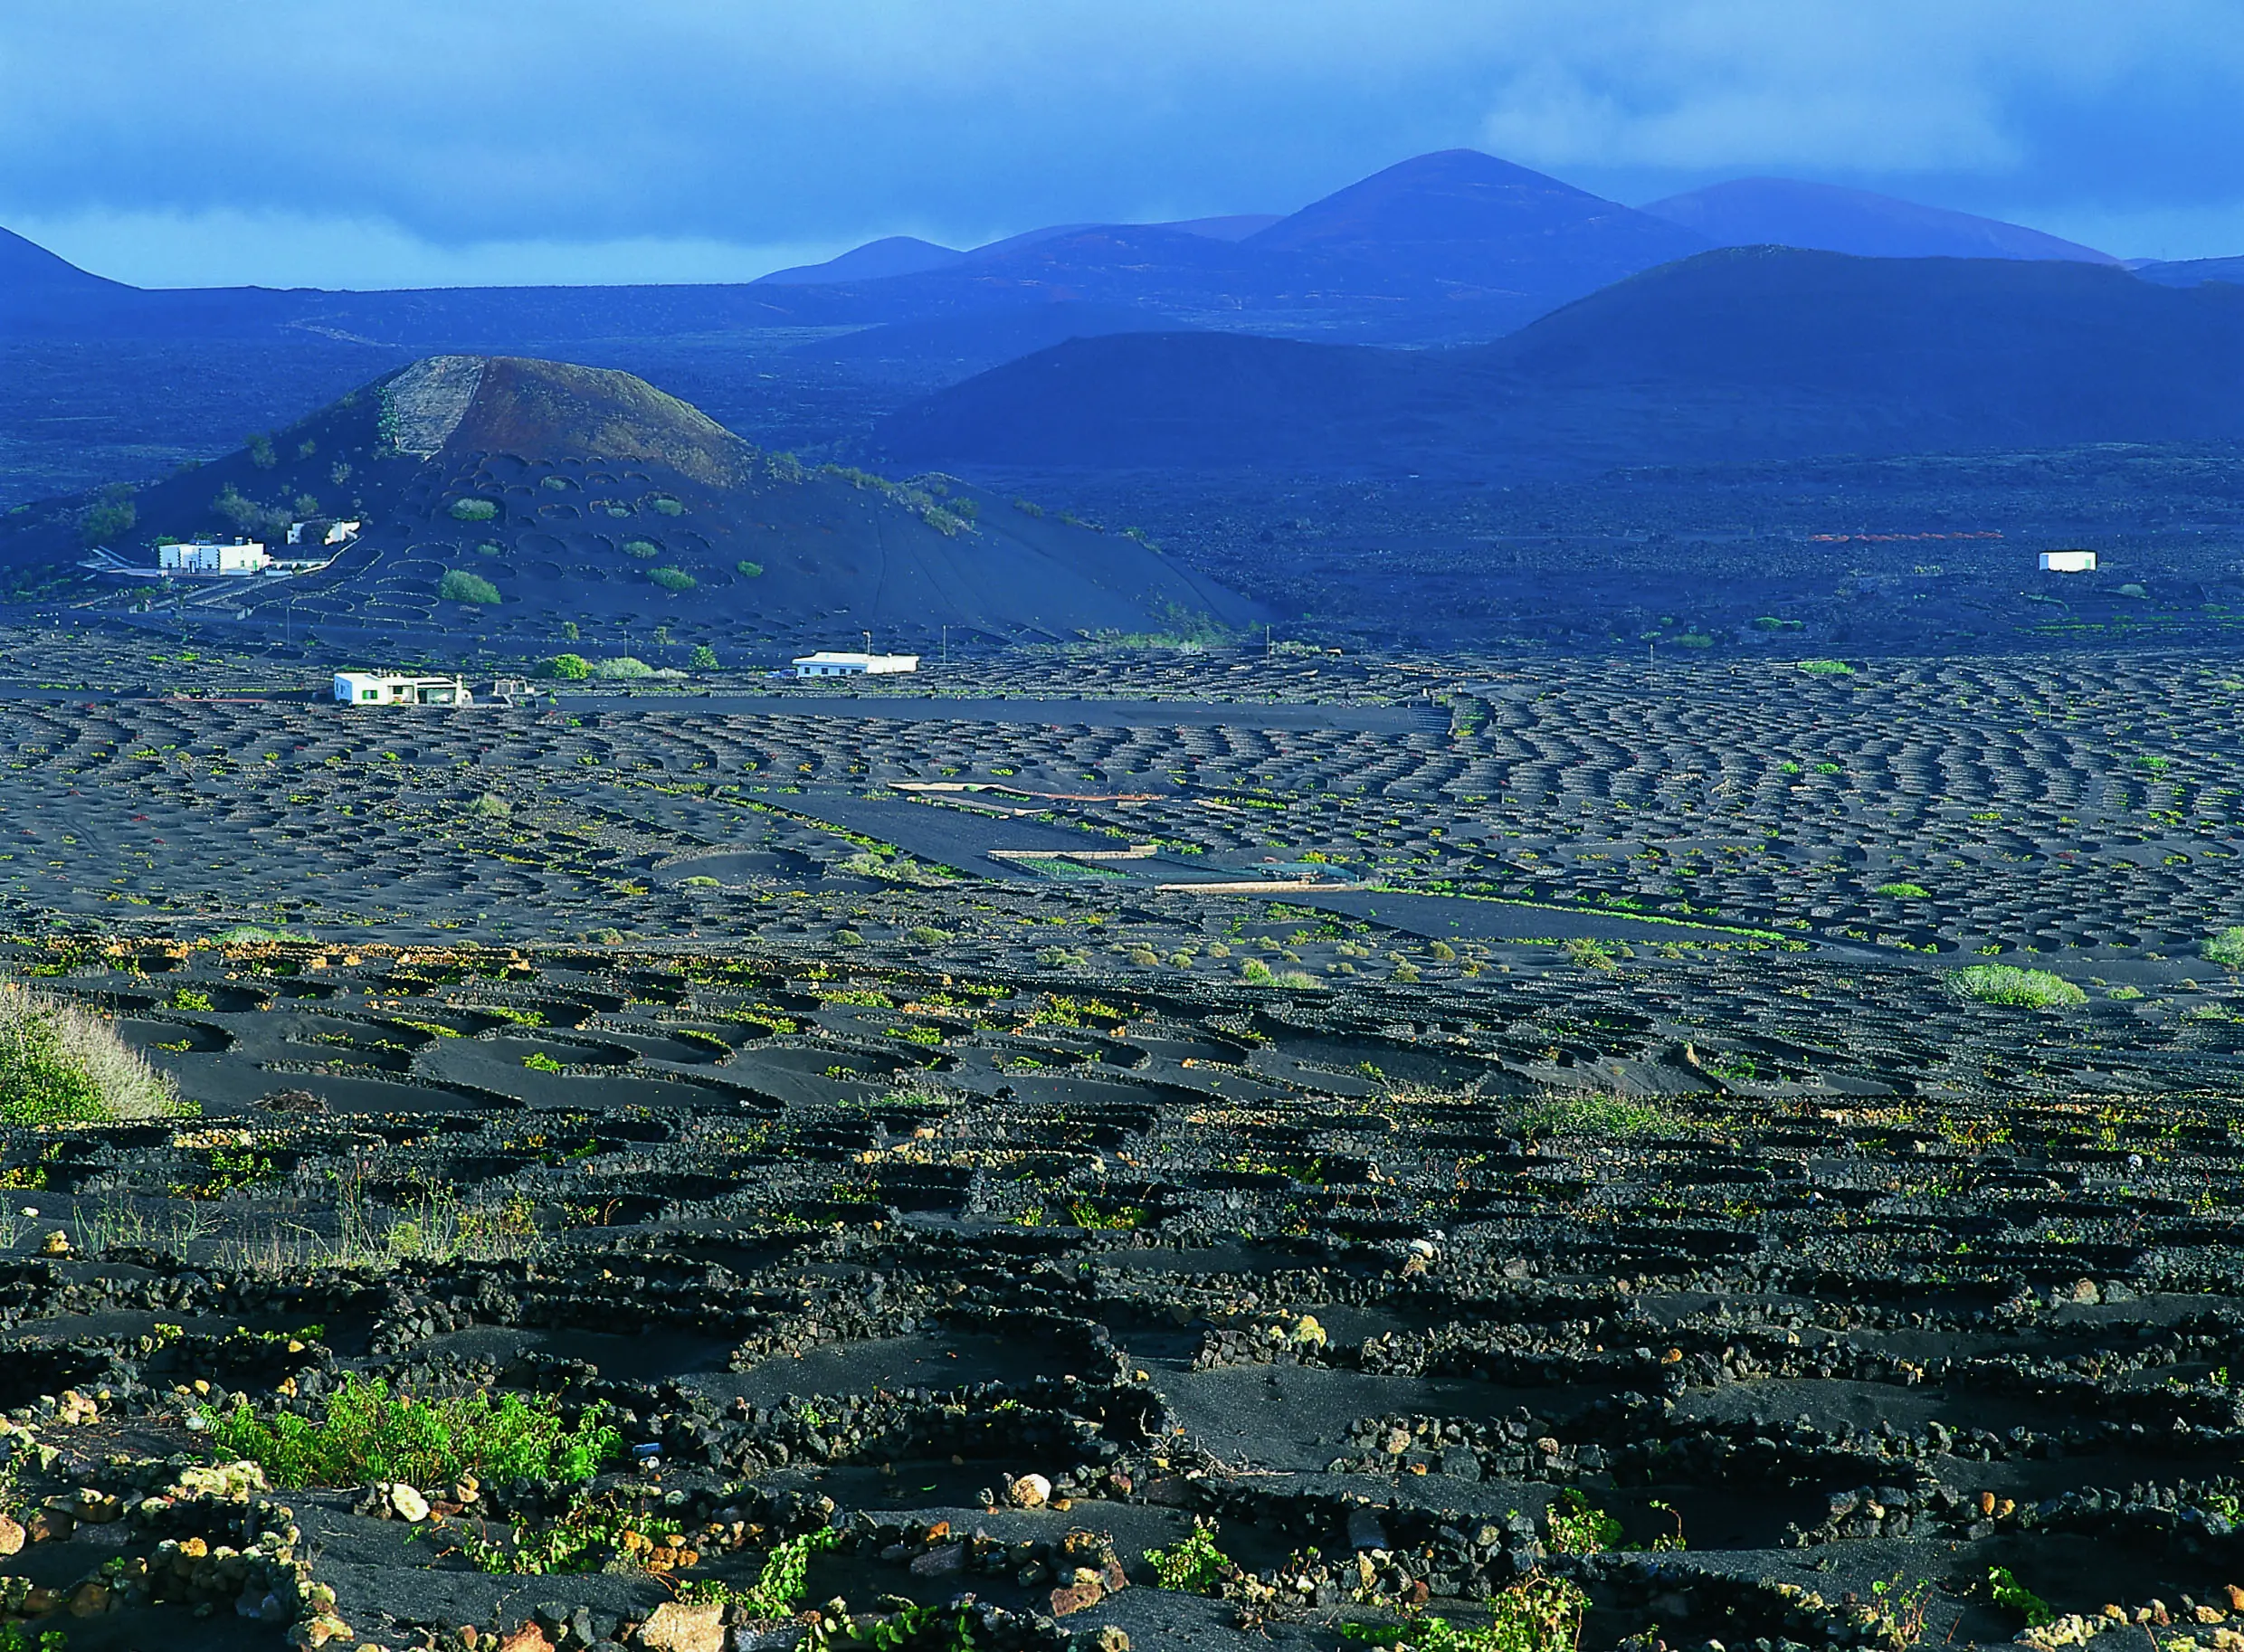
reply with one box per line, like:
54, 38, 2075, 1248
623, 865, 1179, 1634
736, 560, 764, 578
2206, 926, 2244, 968
0, 984, 181, 1125
449, 498, 499, 521
1343, 1572, 1588, 1652
1797, 659, 1856, 676
1875, 881, 1931, 898
204, 1374, 617, 1488
908, 926, 953, 945
1987, 1567, 2053, 1628
245, 432, 278, 470
689, 644, 718, 670
647, 567, 697, 592
1146, 1523, 1232, 1593
650, 497, 684, 516
536, 653, 590, 680
591, 656, 653, 679
438, 570, 501, 605
1544, 1488, 1622, 1553
622, 538, 661, 558
1946, 964, 2085, 1008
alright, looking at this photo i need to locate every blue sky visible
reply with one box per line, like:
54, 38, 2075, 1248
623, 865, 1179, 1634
2, 1, 2239, 288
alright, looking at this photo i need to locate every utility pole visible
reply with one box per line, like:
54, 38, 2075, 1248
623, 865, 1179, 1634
942, 625, 949, 667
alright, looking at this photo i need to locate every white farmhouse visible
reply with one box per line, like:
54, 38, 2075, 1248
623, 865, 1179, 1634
2039, 550, 2097, 573
159, 541, 270, 574
791, 650, 920, 679
334, 672, 471, 706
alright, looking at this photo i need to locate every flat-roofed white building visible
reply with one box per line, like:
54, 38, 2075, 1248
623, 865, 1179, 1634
791, 650, 920, 678
333, 671, 471, 706
2040, 550, 2097, 573
159, 541, 269, 574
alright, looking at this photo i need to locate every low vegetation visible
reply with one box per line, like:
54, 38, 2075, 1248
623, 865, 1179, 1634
448, 498, 499, 521
1874, 880, 1931, 898
647, 566, 697, 592
1797, 659, 1856, 675
1945, 964, 2086, 1007
204, 1373, 618, 1488
437, 570, 501, 605
0, 983, 181, 1125
2207, 926, 2244, 968
1343, 1572, 1588, 1652
1511, 1091, 1684, 1140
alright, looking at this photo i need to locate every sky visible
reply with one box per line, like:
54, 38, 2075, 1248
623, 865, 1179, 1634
2, 0, 2239, 289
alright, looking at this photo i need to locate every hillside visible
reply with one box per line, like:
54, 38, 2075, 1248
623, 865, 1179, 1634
1639, 178, 2115, 263
0, 355, 1262, 648
788, 300, 1202, 385
878, 248, 2244, 473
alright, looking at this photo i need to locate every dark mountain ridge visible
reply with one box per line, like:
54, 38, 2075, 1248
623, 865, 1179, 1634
877, 248, 2244, 474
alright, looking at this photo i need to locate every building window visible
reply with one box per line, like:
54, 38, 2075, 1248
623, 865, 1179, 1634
360, 689, 378, 700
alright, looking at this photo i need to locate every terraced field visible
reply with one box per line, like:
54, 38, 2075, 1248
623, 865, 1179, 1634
0, 631, 2239, 1652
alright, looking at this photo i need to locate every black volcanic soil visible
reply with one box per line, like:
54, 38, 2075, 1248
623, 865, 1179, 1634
0, 631, 2239, 1652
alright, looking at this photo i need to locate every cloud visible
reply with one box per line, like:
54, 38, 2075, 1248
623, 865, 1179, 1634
6, 206, 848, 290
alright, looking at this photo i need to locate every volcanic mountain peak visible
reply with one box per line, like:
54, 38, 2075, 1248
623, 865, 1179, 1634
442, 356, 749, 487
1247, 148, 1704, 254
0, 352, 1260, 646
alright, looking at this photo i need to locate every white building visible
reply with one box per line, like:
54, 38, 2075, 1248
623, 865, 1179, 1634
2040, 550, 2097, 573
288, 519, 364, 546
791, 650, 920, 679
158, 541, 270, 574
334, 672, 471, 706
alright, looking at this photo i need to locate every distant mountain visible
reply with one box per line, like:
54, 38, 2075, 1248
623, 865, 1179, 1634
1247, 149, 1709, 296
0, 355, 1261, 642
2131, 255, 2244, 289
879, 248, 2244, 474
755, 215, 1282, 290
791, 300, 1200, 382
1639, 179, 2116, 263
756, 236, 965, 285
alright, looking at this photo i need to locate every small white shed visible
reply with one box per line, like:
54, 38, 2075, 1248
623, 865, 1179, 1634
2039, 550, 2097, 573
791, 650, 920, 679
